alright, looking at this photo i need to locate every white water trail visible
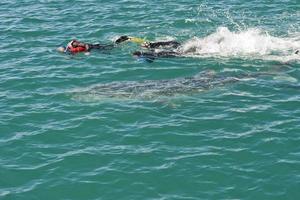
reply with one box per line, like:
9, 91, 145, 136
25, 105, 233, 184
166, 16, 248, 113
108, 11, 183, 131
181, 27, 300, 62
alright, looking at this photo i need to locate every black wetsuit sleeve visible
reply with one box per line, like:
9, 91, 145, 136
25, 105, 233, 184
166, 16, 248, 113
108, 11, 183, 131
135, 51, 180, 63
139, 51, 180, 58
115, 36, 130, 44
156, 51, 180, 57
89, 44, 115, 51
149, 41, 181, 49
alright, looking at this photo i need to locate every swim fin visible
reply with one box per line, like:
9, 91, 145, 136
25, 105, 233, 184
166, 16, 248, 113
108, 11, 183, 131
115, 35, 130, 44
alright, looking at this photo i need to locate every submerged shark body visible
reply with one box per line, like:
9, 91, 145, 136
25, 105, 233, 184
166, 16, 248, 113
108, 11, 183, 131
72, 70, 266, 101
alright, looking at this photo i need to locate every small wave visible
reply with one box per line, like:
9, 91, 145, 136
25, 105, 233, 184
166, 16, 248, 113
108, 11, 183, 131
181, 27, 300, 62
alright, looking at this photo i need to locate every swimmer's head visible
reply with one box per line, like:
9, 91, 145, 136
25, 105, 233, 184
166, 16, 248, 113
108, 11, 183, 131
71, 40, 82, 47
132, 51, 142, 57
295, 50, 299, 55
132, 51, 154, 62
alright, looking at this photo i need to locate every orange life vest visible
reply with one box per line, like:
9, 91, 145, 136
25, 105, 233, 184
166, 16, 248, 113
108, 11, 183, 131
66, 40, 87, 53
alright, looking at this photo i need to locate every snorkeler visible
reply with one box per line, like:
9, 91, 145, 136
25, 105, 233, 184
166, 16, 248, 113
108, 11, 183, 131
57, 39, 114, 54
115, 35, 182, 62
115, 35, 181, 49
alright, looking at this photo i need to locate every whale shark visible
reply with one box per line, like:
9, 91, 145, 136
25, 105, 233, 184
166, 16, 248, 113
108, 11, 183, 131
71, 70, 277, 102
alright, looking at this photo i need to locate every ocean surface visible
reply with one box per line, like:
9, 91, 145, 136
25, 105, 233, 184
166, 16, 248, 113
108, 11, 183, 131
1, 0, 300, 199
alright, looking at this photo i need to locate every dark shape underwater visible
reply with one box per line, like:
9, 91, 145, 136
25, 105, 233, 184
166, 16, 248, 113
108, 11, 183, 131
71, 70, 275, 101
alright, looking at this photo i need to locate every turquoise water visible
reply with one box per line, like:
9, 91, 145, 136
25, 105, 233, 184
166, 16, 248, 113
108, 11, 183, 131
1, 0, 300, 199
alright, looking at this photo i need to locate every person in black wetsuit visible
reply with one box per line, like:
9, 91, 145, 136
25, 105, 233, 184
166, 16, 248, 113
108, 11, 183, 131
115, 35, 181, 49
115, 35, 182, 62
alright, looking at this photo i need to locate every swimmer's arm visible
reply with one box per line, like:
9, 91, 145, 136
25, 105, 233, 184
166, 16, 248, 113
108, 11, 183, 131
115, 35, 146, 44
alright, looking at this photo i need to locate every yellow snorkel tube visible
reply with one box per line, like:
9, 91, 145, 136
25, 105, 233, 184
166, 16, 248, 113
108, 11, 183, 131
128, 37, 147, 44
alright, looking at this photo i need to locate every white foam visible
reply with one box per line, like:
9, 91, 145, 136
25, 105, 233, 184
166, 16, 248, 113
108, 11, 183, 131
181, 27, 300, 62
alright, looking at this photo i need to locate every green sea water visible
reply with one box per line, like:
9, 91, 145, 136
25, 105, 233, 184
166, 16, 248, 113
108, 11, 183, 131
1, 0, 300, 199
